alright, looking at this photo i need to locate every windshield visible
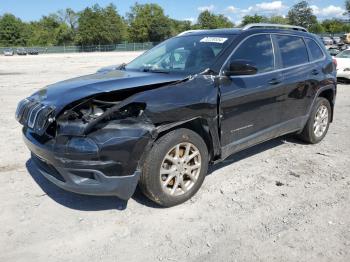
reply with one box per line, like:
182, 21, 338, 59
125, 34, 235, 74
336, 50, 350, 58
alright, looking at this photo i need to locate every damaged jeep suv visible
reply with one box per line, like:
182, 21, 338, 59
16, 24, 336, 207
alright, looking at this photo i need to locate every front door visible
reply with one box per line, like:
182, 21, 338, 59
219, 34, 285, 154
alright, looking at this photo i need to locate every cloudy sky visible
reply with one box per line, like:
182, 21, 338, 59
0, 0, 347, 24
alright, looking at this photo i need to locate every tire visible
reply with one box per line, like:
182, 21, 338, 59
299, 97, 331, 144
140, 128, 209, 207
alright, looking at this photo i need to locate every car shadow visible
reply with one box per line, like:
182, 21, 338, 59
25, 135, 305, 210
208, 134, 305, 174
131, 186, 164, 208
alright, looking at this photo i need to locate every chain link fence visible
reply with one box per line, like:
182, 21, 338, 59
1, 34, 348, 55
317, 33, 346, 37
0, 42, 157, 54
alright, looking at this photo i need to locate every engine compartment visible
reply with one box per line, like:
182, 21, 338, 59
53, 95, 147, 137
62, 99, 119, 123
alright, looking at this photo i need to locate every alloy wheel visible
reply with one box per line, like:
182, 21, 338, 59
313, 104, 329, 138
159, 142, 201, 196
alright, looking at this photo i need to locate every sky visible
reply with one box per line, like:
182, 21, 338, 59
0, 0, 347, 24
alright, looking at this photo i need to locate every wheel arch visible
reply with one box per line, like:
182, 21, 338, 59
154, 118, 220, 162
318, 87, 335, 122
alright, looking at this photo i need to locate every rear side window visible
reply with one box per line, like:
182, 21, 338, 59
305, 38, 324, 61
276, 35, 309, 68
230, 34, 274, 73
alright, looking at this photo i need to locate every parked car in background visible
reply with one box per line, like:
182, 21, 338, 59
343, 33, 350, 44
16, 48, 27, 55
339, 44, 349, 51
28, 49, 39, 55
3, 49, 14, 56
321, 36, 333, 46
16, 23, 337, 207
332, 36, 342, 45
334, 49, 350, 82
328, 47, 341, 57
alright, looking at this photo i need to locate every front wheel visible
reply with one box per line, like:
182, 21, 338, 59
139, 128, 208, 207
299, 97, 331, 144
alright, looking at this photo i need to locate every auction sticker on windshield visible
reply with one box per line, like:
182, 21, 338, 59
200, 37, 228, 44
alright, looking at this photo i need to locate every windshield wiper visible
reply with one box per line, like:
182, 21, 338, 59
118, 63, 127, 70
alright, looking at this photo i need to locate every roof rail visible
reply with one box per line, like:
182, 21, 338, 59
242, 23, 308, 32
177, 30, 207, 36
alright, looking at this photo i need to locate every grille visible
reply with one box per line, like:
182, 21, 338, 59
16, 99, 55, 135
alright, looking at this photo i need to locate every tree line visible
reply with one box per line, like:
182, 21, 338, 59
241, 1, 350, 34
1, 1, 350, 47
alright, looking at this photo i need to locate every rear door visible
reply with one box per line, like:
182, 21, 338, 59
273, 34, 313, 123
219, 34, 284, 148
304, 37, 327, 110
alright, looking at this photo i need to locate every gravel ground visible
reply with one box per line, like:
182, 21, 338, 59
0, 52, 349, 262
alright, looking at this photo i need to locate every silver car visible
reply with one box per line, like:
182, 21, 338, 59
3, 49, 14, 56
321, 37, 333, 46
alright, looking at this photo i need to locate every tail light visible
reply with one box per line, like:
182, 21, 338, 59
333, 58, 337, 68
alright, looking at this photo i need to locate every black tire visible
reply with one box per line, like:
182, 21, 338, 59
299, 97, 331, 144
139, 128, 209, 207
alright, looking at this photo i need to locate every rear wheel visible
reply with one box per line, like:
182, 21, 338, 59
140, 128, 208, 207
299, 97, 331, 144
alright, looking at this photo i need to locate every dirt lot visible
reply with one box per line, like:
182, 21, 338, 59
0, 52, 349, 262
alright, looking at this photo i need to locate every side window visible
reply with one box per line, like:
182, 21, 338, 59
276, 35, 309, 68
305, 38, 324, 61
229, 34, 274, 73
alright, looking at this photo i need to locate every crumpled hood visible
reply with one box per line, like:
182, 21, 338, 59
30, 69, 186, 113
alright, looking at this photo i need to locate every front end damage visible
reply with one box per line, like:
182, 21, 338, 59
19, 92, 159, 200
23, 125, 153, 200
17, 73, 219, 200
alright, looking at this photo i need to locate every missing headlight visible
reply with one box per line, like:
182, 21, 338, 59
61, 98, 120, 124
83, 102, 147, 134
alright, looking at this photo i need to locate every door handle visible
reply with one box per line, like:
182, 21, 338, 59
269, 78, 281, 85
311, 69, 319, 75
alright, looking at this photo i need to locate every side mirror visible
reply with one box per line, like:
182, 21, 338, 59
225, 60, 258, 76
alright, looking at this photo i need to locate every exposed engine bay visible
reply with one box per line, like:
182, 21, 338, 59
62, 99, 119, 123
55, 96, 147, 136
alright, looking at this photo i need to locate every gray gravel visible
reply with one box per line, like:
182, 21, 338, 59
0, 52, 349, 262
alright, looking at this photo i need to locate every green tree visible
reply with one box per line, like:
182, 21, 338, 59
287, 1, 317, 30
240, 14, 268, 26
27, 15, 74, 46
51, 8, 79, 43
76, 4, 127, 45
127, 3, 172, 42
345, 0, 350, 17
267, 15, 289, 24
169, 19, 192, 35
309, 23, 325, 34
0, 13, 28, 46
56, 8, 79, 30
322, 19, 347, 34
195, 10, 233, 29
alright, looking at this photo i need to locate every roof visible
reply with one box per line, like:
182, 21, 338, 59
178, 23, 309, 37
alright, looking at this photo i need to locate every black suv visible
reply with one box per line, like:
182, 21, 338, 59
16, 24, 336, 207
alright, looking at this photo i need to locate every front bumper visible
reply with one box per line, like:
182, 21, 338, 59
30, 154, 141, 199
23, 128, 151, 200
